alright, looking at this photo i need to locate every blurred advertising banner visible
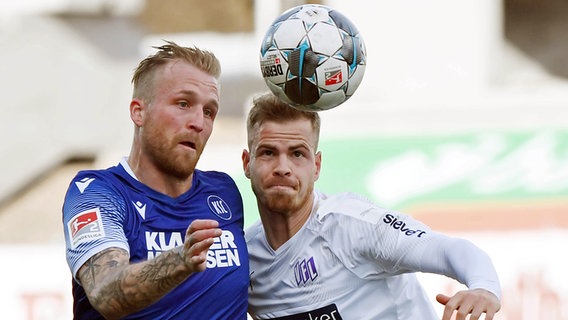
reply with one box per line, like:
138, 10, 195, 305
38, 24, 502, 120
315, 129, 568, 231
242, 129, 567, 226
317, 129, 568, 212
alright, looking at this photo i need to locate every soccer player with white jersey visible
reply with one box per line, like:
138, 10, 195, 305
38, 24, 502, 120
62, 41, 248, 319
242, 93, 501, 320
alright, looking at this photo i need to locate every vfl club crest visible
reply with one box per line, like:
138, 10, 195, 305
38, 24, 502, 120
294, 256, 318, 286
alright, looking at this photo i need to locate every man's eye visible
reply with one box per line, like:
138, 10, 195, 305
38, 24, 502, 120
204, 108, 216, 118
293, 151, 304, 158
178, 101, 189, 108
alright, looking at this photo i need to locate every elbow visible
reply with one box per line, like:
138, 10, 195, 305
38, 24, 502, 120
86, 289, 131, 320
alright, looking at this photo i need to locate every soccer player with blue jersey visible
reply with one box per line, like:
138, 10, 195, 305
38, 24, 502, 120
242, 93, 501, 320
62, 41, 248, 319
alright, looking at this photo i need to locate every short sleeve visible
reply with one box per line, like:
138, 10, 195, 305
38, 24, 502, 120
62, 173, 129, 279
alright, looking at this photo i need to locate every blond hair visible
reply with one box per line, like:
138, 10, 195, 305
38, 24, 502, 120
246, 92, 321, 149
131, 40, 221, 103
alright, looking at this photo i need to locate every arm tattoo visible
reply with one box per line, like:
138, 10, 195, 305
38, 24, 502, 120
78, 248, 127, 293
77, 247, 192, 319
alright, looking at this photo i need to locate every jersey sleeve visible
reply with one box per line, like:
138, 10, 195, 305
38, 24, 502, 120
402, 233, 502, 299
366, 207, 501, 299
62, 172, 130, 280
317, 192, 501, 299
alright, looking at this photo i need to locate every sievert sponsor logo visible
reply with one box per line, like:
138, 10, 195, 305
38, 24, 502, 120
383, 214, 427, 237
272, 303, 343, 320
294, 256, 318, 286
146, 230, 241, 267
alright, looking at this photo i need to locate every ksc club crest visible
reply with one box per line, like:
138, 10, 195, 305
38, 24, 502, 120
207, 195, 232, 220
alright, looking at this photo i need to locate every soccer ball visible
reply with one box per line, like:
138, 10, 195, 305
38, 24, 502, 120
259, 4, 366, 111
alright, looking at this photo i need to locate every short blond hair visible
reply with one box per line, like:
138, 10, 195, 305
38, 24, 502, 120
131, 40, 221, 103
246, 92, 321, 149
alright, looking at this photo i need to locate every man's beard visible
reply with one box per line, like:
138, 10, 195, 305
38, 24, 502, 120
145, 135, 200, 180
253, 184, 308, 215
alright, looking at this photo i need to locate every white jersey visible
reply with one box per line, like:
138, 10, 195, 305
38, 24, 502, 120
246, 191, 501, 320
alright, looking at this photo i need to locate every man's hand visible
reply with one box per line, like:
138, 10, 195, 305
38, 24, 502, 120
180, 219, 222, 272
436, 288, 501, 320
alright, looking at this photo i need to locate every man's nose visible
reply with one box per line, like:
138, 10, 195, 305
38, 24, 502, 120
186, 107, 205, 132
273, 154, 292, 176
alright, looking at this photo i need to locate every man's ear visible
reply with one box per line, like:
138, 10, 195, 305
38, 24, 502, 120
242, 149, 251, 179
314, 151, 322, 181
130, 99, 144, 127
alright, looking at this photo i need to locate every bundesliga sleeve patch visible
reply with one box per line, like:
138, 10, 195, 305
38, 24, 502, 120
67, 208, 105, 249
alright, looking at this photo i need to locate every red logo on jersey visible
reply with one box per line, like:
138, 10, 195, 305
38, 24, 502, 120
70, 210, 98, 237
67, 208, 105, 248
325, 70, 342, 85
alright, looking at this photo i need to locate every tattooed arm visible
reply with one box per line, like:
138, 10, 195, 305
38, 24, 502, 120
77, 219, 222, 319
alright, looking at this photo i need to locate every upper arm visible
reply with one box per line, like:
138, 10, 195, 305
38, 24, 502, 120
77, 247, 130, 296
63, 174, 130, 279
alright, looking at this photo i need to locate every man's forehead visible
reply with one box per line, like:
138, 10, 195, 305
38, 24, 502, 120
259, 118, 312, 130
256, 121, 315, 147
259, 120, 310, 135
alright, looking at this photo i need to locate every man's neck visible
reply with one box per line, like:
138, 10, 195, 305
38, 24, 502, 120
125, 155, 193, 198
260, 200, 313, 250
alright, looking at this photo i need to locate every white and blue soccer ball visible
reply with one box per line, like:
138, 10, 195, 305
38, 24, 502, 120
259, 4, 366, 111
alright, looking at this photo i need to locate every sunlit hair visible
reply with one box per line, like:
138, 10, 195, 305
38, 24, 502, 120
246, 92, 321, 149
131, 40, 221, 103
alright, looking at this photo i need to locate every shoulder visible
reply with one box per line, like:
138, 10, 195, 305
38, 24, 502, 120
194, 170, 242, 207
244, 220, 264, 244
195, 169, 238, 186
66, 167, 122, 194
196, 169, 234, 180
314, 191, 432, 238
314, 191, 390, 224
63, 166, 133, 215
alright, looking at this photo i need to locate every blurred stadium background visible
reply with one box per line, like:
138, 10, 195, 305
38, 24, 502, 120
0, 0, 567, 318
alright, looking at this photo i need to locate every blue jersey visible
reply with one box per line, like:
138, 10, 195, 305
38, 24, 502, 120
62, 159, 249, 319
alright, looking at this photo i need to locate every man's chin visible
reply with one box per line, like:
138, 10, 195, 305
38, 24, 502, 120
158, 158, 196, 179
266, 195, 295, 211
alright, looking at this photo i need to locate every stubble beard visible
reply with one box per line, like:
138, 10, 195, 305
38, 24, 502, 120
253, 184, 309, 216
146, 134, 200, 180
